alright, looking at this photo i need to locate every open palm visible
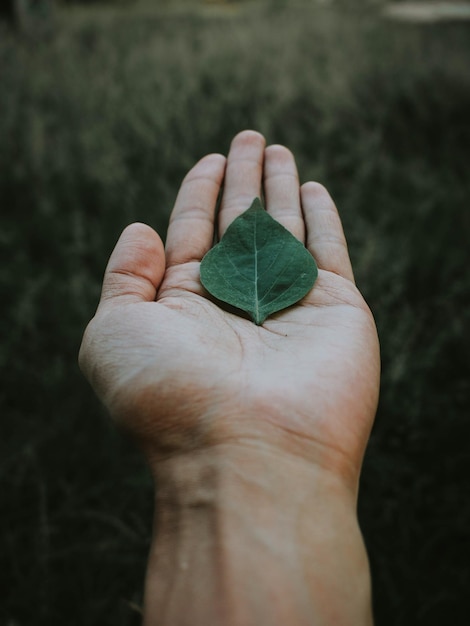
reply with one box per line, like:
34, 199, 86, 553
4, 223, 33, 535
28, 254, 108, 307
79, 131, 380, 491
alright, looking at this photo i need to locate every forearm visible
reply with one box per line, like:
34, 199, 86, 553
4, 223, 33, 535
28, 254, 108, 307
143, 444, 373, 626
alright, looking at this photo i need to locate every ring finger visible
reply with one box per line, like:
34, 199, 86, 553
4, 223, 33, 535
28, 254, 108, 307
264, 144, 304, 242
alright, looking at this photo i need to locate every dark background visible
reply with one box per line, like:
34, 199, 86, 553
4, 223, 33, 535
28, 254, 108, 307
1, 1, 469, 624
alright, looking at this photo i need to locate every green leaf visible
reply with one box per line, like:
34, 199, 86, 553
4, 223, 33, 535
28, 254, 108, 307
200, 198, 318, 325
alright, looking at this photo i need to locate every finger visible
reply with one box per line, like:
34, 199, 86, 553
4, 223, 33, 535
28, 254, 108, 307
301, 182, 355, 283
218, 130, 266, 236
99, 222, 166, 307
165, 153, 226, 267
264, 144, 304, 242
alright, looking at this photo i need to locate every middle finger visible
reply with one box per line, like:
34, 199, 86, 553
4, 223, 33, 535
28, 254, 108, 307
218, 130, 266, 237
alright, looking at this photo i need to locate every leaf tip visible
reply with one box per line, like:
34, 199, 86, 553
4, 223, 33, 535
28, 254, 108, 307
249, 197, 264, 211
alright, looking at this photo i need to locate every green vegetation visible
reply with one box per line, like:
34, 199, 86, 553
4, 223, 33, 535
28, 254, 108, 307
200, 198, 318, 325
1, 3, 469, 624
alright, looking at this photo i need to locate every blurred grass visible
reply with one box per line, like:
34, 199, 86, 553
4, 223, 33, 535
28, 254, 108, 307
1, 2, 469, 625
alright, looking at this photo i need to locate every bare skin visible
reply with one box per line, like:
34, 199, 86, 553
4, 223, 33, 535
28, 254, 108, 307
79, 130, 380, 625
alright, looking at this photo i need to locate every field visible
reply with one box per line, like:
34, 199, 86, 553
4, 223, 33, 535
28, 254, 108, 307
1, 2, 469, 624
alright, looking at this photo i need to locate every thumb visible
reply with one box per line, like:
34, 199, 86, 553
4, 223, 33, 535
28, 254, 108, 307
98, 222, 165, 307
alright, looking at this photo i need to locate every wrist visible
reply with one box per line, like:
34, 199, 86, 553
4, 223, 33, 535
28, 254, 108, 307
152, 441, 357, 517
144, 444, 373, 626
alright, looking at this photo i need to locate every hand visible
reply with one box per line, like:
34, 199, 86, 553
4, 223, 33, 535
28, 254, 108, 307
79, 131, 379, 625
79, 130, 379, 491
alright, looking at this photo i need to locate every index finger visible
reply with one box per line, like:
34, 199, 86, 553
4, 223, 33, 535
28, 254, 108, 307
165, 153, 226, 268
